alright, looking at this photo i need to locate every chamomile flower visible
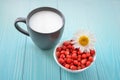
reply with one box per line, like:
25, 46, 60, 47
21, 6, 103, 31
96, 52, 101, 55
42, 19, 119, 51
72, 30, 96, 52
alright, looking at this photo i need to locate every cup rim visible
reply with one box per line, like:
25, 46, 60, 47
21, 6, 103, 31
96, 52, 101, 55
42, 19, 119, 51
53, 40, 96, 73
26, 7, 65, 34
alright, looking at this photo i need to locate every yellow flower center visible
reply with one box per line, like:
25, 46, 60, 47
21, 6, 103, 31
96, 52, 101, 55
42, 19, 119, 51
79, 35, 89, 46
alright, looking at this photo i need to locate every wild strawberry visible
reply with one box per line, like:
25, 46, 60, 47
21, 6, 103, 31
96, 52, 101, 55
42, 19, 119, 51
86, 61, 91, 67
66, 55, 71, 58
60, 50, 65, 54
88, 56, 93, 62
73, 60, 78, 65
78, 66, 81, 70
77, 51, 81, 55
70, 63, 73, 65
56, 52, 60, 58
62, 46, 67, 50
66, 58, 72, 64
56, 47, 62, 52
90, 49, 95, 56
71, 46, 75, 50
81, 54, 87, 59
77, 58, 81, 62
63, 41, 71, 46
81, 59, 87, 64
78, 62, 81, 66
58, 58, 64, 64
70, 65, 77, 70
65, 51, 70, 55
86, 52, 91, 57
67, 45, 72, 49
65, 64, 70, 69
71, 53, 77, 59
60, 54, 65, 58
72, 50, 77, 54
81, 64, 86, 69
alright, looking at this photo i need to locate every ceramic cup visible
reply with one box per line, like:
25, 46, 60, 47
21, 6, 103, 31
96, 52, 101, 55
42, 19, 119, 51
14, 7, 65, 49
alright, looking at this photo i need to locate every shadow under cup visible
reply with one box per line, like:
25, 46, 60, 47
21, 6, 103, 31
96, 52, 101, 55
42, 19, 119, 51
14, 7, 65, 50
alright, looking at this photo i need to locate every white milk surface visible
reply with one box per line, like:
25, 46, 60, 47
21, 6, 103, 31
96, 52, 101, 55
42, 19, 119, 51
29, 11, 63, 33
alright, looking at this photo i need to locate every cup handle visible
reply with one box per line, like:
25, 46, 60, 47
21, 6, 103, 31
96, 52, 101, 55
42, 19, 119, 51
14, 17, 29, 36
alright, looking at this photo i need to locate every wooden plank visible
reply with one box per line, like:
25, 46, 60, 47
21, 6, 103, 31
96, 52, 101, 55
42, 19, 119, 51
23, 39, 60, 80
22, 0, 61, 80
0, 0, 29, 80
58, 0, 120, 80
0, 0, 120, 80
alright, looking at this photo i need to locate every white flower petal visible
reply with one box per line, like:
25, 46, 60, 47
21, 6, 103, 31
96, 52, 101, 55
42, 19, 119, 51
80, 48, 84, 53
73, 43, 80, 48
71, 40, 77, 44
72, 29, 96, 52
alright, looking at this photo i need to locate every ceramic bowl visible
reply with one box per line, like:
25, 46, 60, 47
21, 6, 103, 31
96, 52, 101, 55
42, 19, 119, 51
53, 41, 96, 73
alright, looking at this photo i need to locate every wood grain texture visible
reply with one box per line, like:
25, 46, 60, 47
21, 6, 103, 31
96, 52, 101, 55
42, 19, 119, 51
22, 0, 60, 80
0, 0, 29, 80
0, 0, 120, 80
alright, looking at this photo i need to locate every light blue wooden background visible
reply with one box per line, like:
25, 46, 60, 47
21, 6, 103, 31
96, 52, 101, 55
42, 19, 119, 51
0, 0, 120, 80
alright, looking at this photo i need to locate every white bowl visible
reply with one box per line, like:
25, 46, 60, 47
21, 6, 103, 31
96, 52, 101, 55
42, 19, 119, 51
53, 41, 96, 73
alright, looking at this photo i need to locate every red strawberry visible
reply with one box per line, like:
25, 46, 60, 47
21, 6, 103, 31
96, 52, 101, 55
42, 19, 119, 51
63, 41, 71, 46
88, 56, 93, 62
60, 50, 65, 54
58, 58, 64, 64
65, 64, 70, 69
81, 59, 87, 65
60, 54, 65, 58
81, 54, 87, 59
73, 60, 78, 65
90, 49, 95, 56
56, 52, 60, 58
81, 64, 86, 69
70, 65, 77, 70
56, 47, 62, 52
65, 51, 70, 55
78, 66, 81, 70
66, 58, 72, 64
86, 52, 91, 57
86, 61, 91, 67
71, 53, 77, 59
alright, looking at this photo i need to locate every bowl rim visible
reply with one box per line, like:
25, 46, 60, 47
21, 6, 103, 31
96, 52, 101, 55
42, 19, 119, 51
53, 40, 96, 73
